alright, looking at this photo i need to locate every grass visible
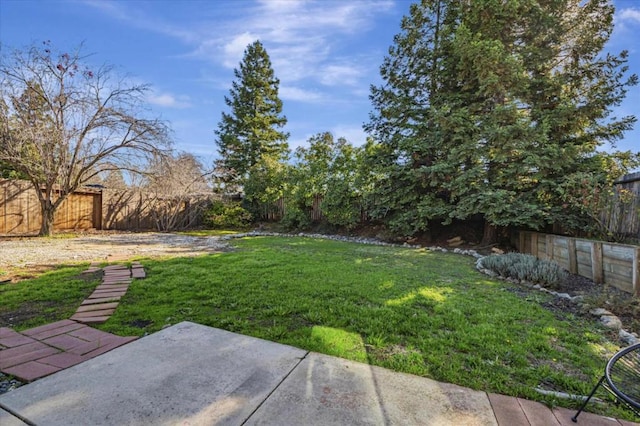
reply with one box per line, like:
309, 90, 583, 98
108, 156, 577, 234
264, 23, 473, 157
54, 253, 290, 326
0, 264, 100, 329
0, 236, 633, 419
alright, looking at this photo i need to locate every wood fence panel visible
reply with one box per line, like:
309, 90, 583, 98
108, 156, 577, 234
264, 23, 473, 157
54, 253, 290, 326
538, 236, 547, 261
606, 173, 640, 243
1, 180, 39, 234
531, 233, 539, 259
568, 239, 578, 274
1, 179, 100, 234
519, 230, 638, 295
552, 236, 570, 270
101, 189, 213, 231
591, 242, 604, 284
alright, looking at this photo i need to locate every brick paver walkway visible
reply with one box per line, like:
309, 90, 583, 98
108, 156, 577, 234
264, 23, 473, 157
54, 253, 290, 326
71, 262, 145, 324
0, 261, 146, 382
0, 320, 136, 382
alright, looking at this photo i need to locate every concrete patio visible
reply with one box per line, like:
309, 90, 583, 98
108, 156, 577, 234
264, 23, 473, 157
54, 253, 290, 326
0, 322, 637, 425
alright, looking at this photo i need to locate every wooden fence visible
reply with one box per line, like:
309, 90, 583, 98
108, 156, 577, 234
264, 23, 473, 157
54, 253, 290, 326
256, 194, 372, 223
517, 230, 639, 296
606, 172, 640, 243
0, 179, 214, 234
102, 189, 216, 231
0, 179, 101, 234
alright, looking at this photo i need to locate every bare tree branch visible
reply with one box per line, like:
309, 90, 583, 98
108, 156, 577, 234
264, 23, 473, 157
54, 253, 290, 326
0, 41, 172, 235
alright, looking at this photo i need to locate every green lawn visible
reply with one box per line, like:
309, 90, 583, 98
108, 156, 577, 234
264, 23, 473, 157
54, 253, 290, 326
0, 236, 631, 419
0, 265, 100, 329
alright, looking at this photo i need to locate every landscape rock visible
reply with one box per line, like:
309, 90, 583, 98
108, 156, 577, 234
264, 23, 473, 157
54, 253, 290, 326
599, 315, 622, 330
619, 329, 640, 345
590, 308, 614, 316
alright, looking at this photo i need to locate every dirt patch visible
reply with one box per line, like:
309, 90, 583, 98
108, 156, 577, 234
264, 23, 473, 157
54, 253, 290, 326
0, 231, 231, 271
505, 271, 639, 337
0, 300, 61, 327
127, 319, 153, 329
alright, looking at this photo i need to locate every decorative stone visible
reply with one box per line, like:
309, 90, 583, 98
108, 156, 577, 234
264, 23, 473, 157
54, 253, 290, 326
600, 315, 622, 330
590, 308, 613, 316
619, 329, 640, 345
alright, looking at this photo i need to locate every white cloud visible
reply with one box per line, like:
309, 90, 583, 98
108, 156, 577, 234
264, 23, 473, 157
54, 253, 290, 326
85, 0, 394, 88
223, 32, 259, 68
619, 8, 640, 24
279, 86, 325, 103
81, 0, 394, 123
331, 125, 368, 146
256, 0, 304, 13
320, 64, 362, 86
147, 92, 191, 108
81, 0, 195, 43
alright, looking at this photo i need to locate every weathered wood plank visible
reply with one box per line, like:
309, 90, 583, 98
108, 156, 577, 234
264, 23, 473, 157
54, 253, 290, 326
633, 247, 640, 297
568, 239, 578, 274
591, 242, 604, 284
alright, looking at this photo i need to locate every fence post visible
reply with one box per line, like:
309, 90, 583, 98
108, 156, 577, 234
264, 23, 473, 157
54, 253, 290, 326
567, 238, 578, 274
591, 242, 604, 284
519, 231, 526, 253
633, 247, 640, 297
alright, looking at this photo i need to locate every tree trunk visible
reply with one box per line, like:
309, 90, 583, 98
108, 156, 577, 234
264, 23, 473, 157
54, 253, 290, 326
39, 199, 55, 236
481, 221, 498, 246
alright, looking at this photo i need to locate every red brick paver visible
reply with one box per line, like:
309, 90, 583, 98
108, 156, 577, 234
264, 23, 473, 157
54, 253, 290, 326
0, 262, 143, 383
0, 320, 136, 382
71, 262, 146, 324
488, 393, 636, 425
3, 361, 62, 382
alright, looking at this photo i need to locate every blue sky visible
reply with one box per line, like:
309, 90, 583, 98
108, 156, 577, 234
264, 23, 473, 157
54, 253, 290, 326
1, 0, 638, 168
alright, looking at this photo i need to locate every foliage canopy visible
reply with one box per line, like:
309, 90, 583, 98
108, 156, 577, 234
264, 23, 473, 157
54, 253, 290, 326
365, 0, 638, 241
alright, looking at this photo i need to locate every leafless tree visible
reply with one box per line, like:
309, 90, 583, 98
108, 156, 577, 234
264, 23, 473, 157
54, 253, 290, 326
0, 41, 171, 235
144, 152, 214, 231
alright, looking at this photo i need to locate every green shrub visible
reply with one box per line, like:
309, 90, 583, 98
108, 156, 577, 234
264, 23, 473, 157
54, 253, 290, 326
204, 201, 253, 229
280, 207, 311, 231
481, 253, 568, 288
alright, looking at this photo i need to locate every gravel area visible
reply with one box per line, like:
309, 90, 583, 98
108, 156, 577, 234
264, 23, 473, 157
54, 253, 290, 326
0, 232, 231, 269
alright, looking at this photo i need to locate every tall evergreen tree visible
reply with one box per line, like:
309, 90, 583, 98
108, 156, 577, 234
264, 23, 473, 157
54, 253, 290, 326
214, 40, 289, 188
366, 0, 637, 242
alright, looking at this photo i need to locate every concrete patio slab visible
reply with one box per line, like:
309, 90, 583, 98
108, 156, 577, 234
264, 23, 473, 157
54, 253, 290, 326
1, 322, 637, 426
247, 351, 498, 426
0, 407, 28, 426
0, 322, 307, 426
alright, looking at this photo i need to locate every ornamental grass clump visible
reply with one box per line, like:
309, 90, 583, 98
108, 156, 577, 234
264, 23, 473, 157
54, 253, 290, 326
481, 253, 567, 288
